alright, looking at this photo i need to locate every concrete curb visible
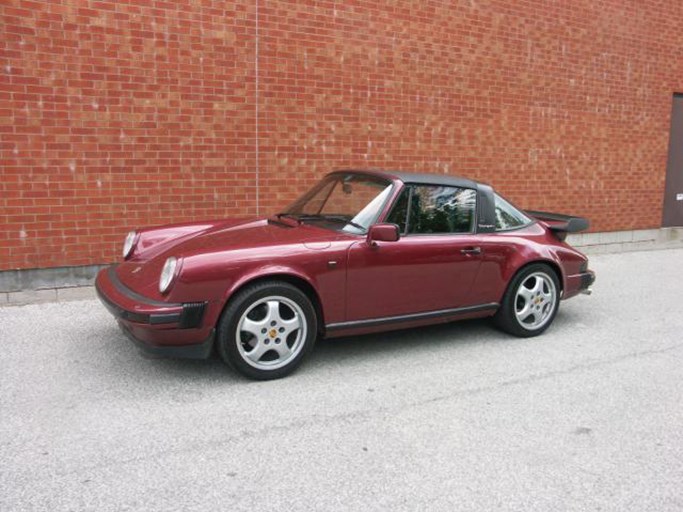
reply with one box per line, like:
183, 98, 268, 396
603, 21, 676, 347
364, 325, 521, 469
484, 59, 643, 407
567, 227, 683, 255
2, 286, 96, 307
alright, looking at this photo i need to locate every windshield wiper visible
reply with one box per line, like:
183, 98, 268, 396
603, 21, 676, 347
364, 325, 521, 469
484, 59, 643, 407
274, 212, 302, 222
296, 214, 366, 231
275, 213, 367, 231
321, 215, 367, 231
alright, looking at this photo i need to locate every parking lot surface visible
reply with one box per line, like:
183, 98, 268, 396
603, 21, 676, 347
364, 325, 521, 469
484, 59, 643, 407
1, 248, 682, 511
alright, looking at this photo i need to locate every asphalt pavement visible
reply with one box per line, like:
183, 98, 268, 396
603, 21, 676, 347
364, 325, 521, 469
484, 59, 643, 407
1, 248, 682, 511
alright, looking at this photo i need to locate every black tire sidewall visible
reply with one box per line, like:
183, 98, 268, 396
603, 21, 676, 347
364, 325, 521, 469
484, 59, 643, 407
495, 263, 561, 337
216, 282, 317, 380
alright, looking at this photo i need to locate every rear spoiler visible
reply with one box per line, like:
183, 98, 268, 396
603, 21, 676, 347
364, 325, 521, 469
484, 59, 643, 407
526, 210, 589, 240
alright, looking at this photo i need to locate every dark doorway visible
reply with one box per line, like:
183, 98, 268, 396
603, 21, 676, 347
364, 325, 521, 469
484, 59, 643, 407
662, 94, 683, 227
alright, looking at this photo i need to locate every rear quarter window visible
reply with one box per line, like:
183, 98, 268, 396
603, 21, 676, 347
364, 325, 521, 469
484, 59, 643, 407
494, 194, 532, 231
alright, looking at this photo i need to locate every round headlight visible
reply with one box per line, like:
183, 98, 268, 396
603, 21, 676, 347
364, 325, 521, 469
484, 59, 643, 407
122, 231, 137, 259
159, 257, 178, 294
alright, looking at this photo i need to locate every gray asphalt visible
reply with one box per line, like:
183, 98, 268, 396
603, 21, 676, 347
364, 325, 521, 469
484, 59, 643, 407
1, 248, 682, 511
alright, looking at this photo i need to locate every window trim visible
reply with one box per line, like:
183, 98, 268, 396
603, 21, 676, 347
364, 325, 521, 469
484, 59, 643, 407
316, 179, 338, 215
405, 186, 415, 234
345, 181, 396, 235
384, 185, 411, 234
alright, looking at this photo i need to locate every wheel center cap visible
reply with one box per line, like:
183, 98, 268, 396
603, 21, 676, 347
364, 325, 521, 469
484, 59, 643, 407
269, 328, 277, 338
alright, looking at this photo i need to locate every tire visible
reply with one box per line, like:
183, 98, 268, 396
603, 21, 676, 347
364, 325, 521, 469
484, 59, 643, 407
216, 281, 318, 380
493, 263, 561, 337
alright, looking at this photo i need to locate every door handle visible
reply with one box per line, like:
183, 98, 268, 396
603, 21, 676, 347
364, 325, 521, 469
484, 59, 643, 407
460, 246, 482, 255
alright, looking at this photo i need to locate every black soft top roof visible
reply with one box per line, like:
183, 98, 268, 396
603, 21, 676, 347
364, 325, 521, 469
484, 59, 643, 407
330, 169, 482, 190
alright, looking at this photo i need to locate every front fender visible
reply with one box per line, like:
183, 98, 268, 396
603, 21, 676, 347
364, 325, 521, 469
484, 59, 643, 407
167, 244, 347, 329
200, 264, 328, 332
222, 264, 320, 305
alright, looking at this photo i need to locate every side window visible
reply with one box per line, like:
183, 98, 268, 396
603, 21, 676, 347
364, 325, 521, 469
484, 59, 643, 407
408, 185, 476, 234
494, 194, 532, 231
386, 188, 410, 233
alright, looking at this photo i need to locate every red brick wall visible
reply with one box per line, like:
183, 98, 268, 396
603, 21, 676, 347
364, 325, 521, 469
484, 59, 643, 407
2, 0, 682, 270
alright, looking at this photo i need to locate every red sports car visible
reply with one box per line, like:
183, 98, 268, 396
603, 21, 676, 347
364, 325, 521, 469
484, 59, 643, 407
96, 170, 595, 379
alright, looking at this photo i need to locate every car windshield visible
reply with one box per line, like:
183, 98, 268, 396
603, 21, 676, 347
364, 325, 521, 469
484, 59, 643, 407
280, 173, 394, 234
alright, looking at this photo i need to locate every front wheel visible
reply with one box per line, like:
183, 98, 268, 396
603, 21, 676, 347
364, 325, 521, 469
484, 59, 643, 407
493, 264, 560, 337
216, 281, 317, 380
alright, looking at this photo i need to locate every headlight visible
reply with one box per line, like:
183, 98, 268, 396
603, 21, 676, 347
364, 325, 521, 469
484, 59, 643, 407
122, 231, 137, 259
159, 257, 178, 294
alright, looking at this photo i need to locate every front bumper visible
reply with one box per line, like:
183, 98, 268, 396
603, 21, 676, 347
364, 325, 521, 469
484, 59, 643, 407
117, 321, 215, 359
95, 266, 215, 359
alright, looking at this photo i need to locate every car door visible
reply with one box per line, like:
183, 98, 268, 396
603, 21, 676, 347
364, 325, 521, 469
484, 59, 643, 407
345, 184, 483, 321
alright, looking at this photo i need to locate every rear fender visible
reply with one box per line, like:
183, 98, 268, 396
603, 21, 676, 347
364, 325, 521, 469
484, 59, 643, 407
471, 229, 569, 305
502, 246, 566, 294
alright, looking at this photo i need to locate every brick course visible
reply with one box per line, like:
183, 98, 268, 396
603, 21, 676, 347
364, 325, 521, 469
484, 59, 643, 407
1, 0, 682, 269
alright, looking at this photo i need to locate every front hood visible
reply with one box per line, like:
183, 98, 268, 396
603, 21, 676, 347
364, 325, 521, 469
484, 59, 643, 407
116, 218, 349, 300
171, 218, 344, 254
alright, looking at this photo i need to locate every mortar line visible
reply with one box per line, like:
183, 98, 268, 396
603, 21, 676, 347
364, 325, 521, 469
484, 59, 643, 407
255, 0, 260, 216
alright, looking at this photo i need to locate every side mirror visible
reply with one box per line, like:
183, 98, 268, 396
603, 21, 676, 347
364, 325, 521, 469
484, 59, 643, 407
367, 223, 400, 246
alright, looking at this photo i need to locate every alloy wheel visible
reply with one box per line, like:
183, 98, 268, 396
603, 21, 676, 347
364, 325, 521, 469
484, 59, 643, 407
235, 295, 307, 371
514, 272, 557, 330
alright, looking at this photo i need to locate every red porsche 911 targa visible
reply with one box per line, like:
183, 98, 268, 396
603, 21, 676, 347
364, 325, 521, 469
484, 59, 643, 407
96, 170, 595, 379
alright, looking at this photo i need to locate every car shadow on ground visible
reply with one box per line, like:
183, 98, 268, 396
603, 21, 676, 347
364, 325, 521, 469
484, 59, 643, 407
312, 306, 588, 363
105, 316, 520, 382
104, 309, 577, 383
310, 318, 499, 362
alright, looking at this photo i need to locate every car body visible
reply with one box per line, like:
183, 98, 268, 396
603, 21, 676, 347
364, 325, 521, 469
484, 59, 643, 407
96, 169, 595, 379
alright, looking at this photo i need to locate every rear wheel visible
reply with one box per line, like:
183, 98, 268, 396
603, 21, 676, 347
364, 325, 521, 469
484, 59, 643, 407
494, 264, 560, 337
216, 281, 317, 380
